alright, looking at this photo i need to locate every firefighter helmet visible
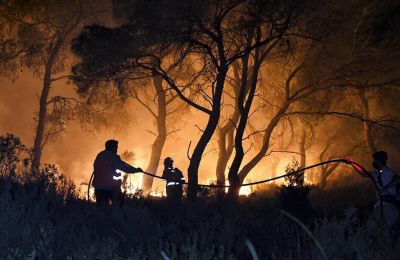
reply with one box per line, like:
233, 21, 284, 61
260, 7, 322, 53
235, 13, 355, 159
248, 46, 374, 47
164, 157, 174, 166
372, 151, 388, 164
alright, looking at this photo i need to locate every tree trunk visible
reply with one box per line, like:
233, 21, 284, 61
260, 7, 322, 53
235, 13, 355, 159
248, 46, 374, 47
31, 70, 51, 173
270, 157, 280, 179
187, 68, 227, 200
319, 163, 339, 188
226, 35, 276, 197
216, 128, 232, 184
31, 13, 81, 173
142, 75, 167, 194
215, 61, 242, 196
227, 54, 258, 198
299, 128, 306, 169
318, 141, 358, 187
319, 169, 328, 188
358, 88, 376, 154
31, 38, 65, 173
238, 102, 290, 183
298, 128, 306, 185
215, 125, 235, 196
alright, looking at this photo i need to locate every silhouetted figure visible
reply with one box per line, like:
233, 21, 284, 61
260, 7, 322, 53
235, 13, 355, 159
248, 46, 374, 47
93, 140, 142, 208
355, 151, 400, 227
162, 157, 185, 203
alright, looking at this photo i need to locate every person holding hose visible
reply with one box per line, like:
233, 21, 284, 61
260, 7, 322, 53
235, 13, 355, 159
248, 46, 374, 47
92, 139, 143, 208
350, 151, 400, 227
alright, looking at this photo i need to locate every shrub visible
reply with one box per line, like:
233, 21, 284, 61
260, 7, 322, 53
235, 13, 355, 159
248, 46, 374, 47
277, 158, 313, 220
0, 134, 398, 259
0, 133, 29, 177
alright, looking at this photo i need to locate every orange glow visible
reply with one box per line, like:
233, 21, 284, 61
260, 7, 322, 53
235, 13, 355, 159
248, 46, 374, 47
239, 185, 252, 196
122, 172, 143, 194
1, 61, 373, 195
149, 191, 166, 197
222, 180, 252, 196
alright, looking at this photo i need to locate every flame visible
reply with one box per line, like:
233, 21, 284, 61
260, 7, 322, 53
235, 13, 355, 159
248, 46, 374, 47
122, 172, 143, 194
149, 191, 165, 197
222, 180, 253, 196
239, 185, 252, 196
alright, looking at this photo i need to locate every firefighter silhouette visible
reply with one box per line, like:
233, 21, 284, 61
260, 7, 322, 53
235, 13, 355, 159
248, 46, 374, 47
370, 151, 400, 227
162, 157, 185, 202
351, 151, 400, 227
92, 140, 142, 208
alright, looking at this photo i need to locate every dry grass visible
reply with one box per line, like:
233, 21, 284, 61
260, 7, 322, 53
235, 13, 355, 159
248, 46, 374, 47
0, 167, 399, 259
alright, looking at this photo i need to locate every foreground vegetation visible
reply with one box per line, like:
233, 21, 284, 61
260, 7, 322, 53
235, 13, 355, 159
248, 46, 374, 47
0, 133, 399, 259
1, 164, 399, 259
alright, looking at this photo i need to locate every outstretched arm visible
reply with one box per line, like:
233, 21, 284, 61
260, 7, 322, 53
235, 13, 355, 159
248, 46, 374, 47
115, 156, 143, 173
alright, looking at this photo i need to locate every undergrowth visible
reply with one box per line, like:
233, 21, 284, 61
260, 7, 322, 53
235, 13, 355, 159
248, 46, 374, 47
0, 134, 399, 259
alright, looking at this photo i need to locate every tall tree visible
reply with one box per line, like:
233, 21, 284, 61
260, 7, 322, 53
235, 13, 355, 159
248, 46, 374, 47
71, 24, 188, 194
0, 0, 99, 172
72, 0, 305, 199
133, 75, 186, 193
229, 0, 400, 195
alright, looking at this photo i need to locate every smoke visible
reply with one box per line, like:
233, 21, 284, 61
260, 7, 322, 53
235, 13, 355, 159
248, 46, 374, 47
0, 71, 216, 188
1, 0, 400, 194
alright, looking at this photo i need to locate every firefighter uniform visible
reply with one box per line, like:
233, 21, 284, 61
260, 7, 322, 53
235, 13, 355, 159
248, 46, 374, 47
162, 165, 185, 202
93, 149, 141, 207
372, 166, 399, 227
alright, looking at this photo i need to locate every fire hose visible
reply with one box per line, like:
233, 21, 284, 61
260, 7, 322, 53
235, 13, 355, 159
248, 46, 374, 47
87, 159, 377, 201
